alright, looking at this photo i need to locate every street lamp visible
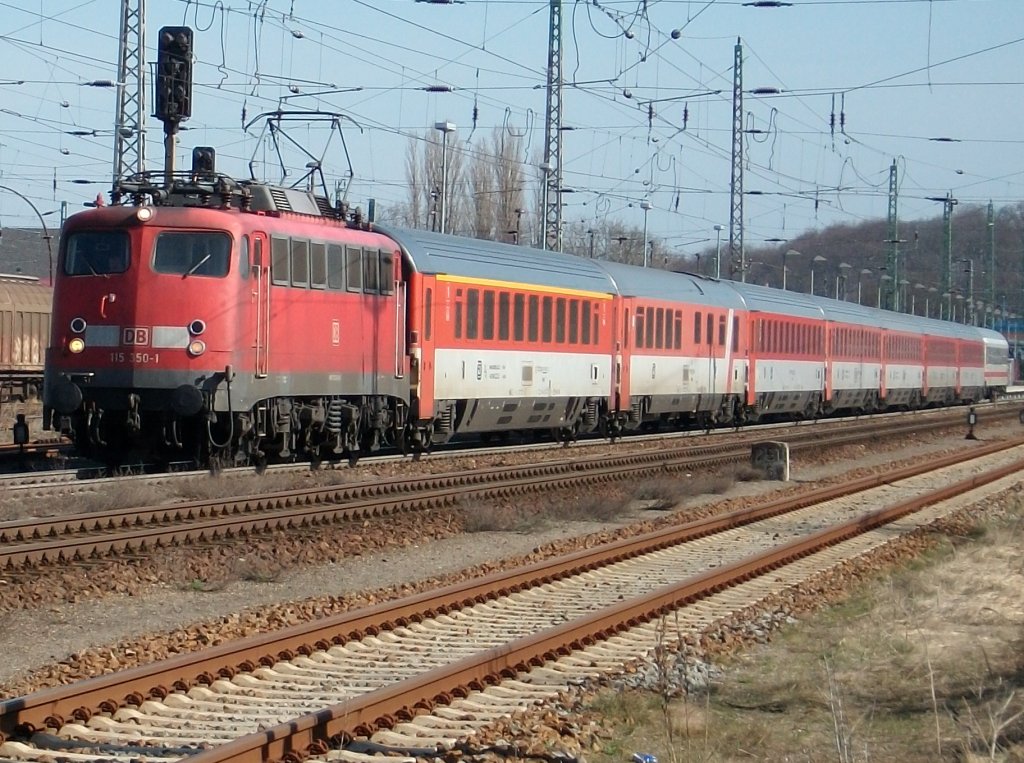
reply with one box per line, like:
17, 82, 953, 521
912, 283, 925, 315
0, 184, 54, 282
878, 274, 892, 308
927, 287, 937, 318
783, 249, 799, 290
809, 255, 826, 295
433, 120, 456, 235
713, 224, 724, 278
857, 268, 871, 305
640, 198, 653, 267
837, 262, 852, 300
899, 279, 910, 312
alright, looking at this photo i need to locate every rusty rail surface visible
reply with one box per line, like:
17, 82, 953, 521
2, 436, 1021, 761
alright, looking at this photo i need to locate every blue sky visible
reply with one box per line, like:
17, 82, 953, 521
0, 0, 1021, 257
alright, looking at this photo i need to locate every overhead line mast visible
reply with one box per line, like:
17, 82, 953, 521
541, 0, 563, 252
113, 0, 146, 185
729, 38, 745, 281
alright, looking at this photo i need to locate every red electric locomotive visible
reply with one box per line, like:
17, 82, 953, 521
45, 175, 411, 467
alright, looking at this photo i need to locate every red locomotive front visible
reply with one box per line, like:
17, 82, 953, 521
45, 204, 252, 464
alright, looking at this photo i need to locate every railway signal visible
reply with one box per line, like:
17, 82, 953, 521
155, 26, 193, 124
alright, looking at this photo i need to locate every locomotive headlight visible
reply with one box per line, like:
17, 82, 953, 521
136, 207, 154, 222
69, 317, 87, 334
188, 319, 206, 335
187, 339, 206, 357
68, 337, 86, 354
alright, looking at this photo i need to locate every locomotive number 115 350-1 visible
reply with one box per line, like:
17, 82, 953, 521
110, 351, 161, 364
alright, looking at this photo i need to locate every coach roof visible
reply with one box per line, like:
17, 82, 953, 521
594, 260, 746, 308
376, 226, 617, 295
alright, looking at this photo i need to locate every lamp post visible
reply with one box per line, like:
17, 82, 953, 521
898, 279, 910, 312
640, 198, 652, 267
433, 120, 456, 235
783, 249, 799, 290
960, 258, 975, 324
809, 255, 826, 295
837, 262, 851, 300
0, 184, 55, 282
857, 268, 871, 305
928, 287, 937, 318
713, 224, 724, 278
878, 274, 892, 308
912, 283, 925, 315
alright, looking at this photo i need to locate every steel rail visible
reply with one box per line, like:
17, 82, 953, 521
148, 448, 1024, 763
0, 409, 1001, 572
3, 436, 1021, 745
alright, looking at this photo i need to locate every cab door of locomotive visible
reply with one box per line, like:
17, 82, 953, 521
250, 232, 270, 377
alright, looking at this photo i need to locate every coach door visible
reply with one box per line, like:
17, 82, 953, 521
251, 232, 270, 377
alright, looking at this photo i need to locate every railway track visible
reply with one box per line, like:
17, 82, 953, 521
0, 405, 1009, 573
1, 436, 1021, 762
0, 399, 1010, 497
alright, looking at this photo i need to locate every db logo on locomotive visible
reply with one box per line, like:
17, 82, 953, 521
123, 327, 150, 345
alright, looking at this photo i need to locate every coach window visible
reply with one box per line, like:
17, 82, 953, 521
290, 239, 309, 288
542, 296, 553, 342
424, 288, 432, 340
555, 297, 567, 343
309, 242, 327, 289
653, 308, 663, 349
345, 246, 362, 292
718, 315, 726, 346
694, 312, 702, 345
363, 248, 380, 294
239, 236, 250, 280
499, 293, 510, 341
581, 302, 591, 345
466, 289, 480, 339
732, 316, 739, 352
483, 290, 495, 340
593, 311, 600, 345
528, 295, 539, 341
327, 244, 345, 290
706, 313, 714, 347
379, 252, 395, 295
674, 312, 683, 350
454, 289, 463, 339
635, 310, 645, 348
569, 299, 579, 344
270, 236, 290, 285
513, 294, 525, 341
645, 307, 655, 348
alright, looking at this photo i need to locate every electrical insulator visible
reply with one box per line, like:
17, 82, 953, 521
155, 26, 194, 123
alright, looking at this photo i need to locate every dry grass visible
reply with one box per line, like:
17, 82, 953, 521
585, 498, 1024, 763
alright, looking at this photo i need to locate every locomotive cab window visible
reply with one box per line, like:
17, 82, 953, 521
154, 232, 231, 278
345, 246, 362, 292
379, 252, 395, 295
363, 249, 380, 294
64, 231, 130, 276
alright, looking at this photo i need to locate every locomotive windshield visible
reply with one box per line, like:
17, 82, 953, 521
64, 231, 129, 276
153, 231, 231, 278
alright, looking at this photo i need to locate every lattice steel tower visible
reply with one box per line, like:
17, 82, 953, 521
113, 0, 147, 184
728, 39, 745, 281
541, 0, 563, 251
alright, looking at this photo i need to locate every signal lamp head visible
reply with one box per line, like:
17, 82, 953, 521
187, 339, 206, 357
69, 317, 87, 334
68, 337, 86, 354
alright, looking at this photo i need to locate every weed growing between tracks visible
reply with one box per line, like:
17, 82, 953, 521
581, 495, 1024, 763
